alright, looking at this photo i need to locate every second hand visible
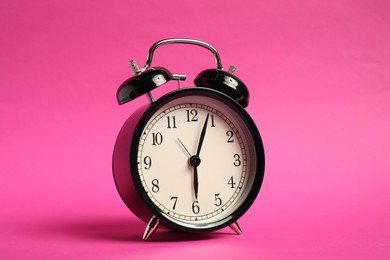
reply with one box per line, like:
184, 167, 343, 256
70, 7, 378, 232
177, 138, 192, 158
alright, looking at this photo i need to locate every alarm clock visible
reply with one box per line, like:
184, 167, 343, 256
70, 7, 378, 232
113, 38, 265, 240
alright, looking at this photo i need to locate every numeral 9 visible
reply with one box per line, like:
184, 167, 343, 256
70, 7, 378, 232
143, 156, 152, 170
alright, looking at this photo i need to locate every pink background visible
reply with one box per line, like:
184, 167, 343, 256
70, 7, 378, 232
1, 0, 389, 259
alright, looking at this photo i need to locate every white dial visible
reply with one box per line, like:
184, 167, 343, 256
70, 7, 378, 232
136, 94, 257, 228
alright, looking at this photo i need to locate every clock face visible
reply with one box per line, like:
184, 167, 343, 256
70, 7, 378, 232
132, 89, 263, 230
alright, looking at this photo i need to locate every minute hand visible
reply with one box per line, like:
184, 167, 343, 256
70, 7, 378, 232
192, 113, 209, 200
196, 113, 210, 156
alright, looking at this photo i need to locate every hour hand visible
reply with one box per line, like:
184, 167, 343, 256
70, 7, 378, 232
193, 165, 199, 200
177, 138, 198, 199
189, 156, 201, 200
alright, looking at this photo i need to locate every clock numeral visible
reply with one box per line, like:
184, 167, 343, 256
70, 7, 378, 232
167, 116, 177, 129
170, 196, 178, 210
151, 179, 160, 193
233, 154, 241, 167
143, 156, 152, 170
151, 132, 163, 145
192, 200, 200, 214
228, 176, 236, 189
210, 114, 215, 127
226, 130, 234, 143
186, 109, 198, 122
214, 193, 222, 206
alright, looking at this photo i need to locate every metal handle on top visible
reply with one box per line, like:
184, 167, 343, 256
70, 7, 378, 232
143, 38, 223, 71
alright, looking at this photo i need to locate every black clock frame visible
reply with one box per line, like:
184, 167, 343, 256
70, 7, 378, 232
127, 87, 265, 233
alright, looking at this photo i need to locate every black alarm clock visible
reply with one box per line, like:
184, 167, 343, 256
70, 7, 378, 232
113, 38, 265, 240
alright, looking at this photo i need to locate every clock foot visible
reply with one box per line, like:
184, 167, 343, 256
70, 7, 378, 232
143, 215, 160, 241
229, 221, 242, 235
